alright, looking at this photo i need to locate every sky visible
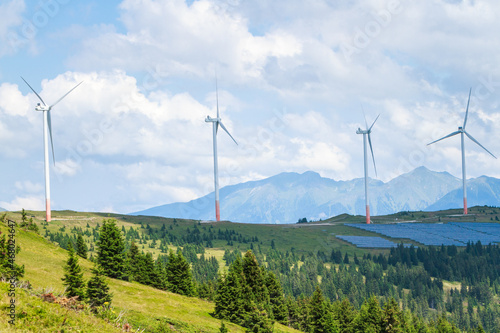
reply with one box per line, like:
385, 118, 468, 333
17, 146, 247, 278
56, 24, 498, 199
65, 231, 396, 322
1, 0, 500, 214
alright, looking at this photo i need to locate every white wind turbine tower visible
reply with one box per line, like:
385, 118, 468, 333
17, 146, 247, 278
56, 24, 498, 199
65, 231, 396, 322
205, 79, 238, 221
427, 88, 496, 215
356, 113, 380, 224
21, 77, 82, 222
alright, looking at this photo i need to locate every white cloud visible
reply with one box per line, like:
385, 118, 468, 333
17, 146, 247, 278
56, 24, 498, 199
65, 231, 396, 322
0, 0, 25, 57
14, 180, 43, 193
69, 0, 302, 83
0, 195, 45, 211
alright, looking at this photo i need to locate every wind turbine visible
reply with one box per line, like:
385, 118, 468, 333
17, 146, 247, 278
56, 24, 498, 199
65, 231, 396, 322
427, 88, 496, 215
21, 77, 82, 222
356, 113, 380, 224
205, 79, 237, 221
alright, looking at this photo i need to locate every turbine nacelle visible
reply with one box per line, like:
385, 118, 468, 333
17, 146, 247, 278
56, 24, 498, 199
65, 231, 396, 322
35, 103, 50, 112
205, 115, 220, 123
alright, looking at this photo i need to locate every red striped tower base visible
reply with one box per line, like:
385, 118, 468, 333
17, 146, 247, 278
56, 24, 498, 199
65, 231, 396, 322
46, 199, 51, 222
366, 205, 370, 224
464, 198, 468, 215
215, 200, 220, 222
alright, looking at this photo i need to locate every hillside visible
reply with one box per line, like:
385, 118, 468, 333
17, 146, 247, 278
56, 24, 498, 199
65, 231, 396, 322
2, 209, 499, 331
132, 166, 477, 223
0, 213, 298, 332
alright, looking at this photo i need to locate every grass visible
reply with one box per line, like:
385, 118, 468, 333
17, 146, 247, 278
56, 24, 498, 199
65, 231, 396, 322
0, 283, 124, 332
0, 220, 300, 332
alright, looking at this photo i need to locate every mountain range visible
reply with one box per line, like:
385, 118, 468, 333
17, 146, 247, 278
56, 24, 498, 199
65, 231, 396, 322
132, 166, 500, 223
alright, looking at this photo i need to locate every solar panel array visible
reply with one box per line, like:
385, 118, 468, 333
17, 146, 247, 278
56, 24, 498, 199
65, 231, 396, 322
336, 235, 411, 248
345, 222, 500, 246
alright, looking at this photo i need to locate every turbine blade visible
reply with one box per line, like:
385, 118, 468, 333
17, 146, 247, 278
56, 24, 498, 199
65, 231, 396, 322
368, 114, 380, 131
219, 121, 238, 145
215, 76, 220, 120
463, 87, 472, 129
21, 77, 46, 106
216, 121, 219, 134
464, 131, 497, 159
361, 104, 368, 129
427, 131, 460, 145
49, 81, 83, 109
368, 133, 377, 177
47, 110, 55, 164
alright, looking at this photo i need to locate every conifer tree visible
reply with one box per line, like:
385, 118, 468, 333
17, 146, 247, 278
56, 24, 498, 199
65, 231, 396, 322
343, 253, 350, 264
86, 264, 112, 310
166, 250, 196, 296
96, 219, 127, 279
243, 302, 274, 333
76, 233, 87, 259
353, 296, 383, 333
215, 269, 244, 324
154, 258, 167, 290
265, 271, 288, 325
0, 232, 24, 279
62, 243, 85, 300
332, 298, 355, 333
242, 250, 269, 304
141, 252, 156, 286
382, 298, 402, 333
284, 296, 298, 329
127, 241, 142, 282
309, 285, 339, 333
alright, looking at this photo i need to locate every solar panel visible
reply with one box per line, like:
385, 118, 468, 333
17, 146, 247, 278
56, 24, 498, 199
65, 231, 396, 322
345, 222, 500, 246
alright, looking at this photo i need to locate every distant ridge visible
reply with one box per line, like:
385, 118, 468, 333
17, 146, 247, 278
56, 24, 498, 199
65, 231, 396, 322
131, 167, 500, 224
426, 176, 500, 212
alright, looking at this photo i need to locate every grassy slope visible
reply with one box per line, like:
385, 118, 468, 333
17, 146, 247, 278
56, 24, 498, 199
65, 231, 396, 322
2, 206, 498, 331
0, 222, 299, 332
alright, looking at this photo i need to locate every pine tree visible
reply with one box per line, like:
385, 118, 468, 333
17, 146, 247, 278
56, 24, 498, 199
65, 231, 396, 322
86, 264, 112, 310
265, 271, 288, 325
153, 258, 167, 290
0, 232, 24, 279
242, 250, 269, 304
332, 298, 355, 333
309, 285, 339, 333
382, 298, 402, 333
343, 253, 350, 264
166, 250, 196, 296
353, 296, 383, 333
76, 233, 87, 259
127, 241, 142, 282
243, 302, 274, 333
62, 243, 85, 300
286, 295, 301, 330
96, 219, 127, 280
215, 269, 244, 324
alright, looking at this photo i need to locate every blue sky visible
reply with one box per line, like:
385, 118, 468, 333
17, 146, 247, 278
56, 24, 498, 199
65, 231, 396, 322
1, 0, 500, 214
